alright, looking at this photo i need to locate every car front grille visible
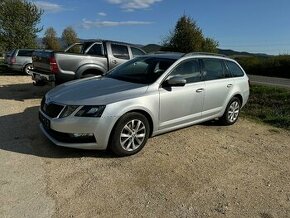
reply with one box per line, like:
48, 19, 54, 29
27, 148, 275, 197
41, 96, 64, 118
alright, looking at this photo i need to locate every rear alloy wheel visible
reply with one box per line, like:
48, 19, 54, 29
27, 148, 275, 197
24, 64, 33, 75
220, 97, 241, 125
110, 112, 150, 156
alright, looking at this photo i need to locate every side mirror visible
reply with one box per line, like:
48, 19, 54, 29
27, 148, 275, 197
164, 76, 186, 87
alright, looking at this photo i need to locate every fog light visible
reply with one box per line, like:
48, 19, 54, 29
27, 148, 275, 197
70, 133, 94, 138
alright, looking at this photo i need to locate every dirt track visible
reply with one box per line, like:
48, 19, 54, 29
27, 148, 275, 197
0, 75, 290, 218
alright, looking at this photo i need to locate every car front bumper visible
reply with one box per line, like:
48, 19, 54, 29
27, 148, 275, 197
39, 110, 116, 150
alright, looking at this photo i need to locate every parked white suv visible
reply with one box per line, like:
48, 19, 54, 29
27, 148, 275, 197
39, 53, 250, 156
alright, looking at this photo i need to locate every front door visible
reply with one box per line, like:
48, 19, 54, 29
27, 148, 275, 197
159, 59, 205, 130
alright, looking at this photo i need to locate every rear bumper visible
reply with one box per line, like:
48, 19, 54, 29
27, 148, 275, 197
31, 70, 55, 83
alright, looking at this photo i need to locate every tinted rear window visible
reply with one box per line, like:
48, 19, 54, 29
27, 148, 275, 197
17, 50, 34, 57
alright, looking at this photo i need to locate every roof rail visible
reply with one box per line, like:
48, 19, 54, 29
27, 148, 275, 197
149, 51, 185, 55
183, 52, 227, 57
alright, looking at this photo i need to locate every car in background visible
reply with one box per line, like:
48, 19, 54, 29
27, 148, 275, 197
7, 49, 34, 75
31, 40, 146, 85
3, 50, 13, 65
38, 52, 250, 156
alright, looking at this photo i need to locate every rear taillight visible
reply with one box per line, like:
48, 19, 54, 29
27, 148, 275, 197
49, 56, 59, 74
11, 57, 16, 64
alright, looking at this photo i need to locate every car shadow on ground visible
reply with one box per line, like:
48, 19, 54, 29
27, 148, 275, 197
0, 82, 51, 101
0, 106, 115, 159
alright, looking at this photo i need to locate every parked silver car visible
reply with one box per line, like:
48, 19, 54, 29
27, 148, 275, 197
8, 49, 34, 74
39, 53, 250, 156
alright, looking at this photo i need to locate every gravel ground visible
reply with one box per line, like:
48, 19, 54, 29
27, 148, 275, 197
0, 75, 290, 218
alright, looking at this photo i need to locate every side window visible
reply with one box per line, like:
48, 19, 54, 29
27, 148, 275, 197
226, 60, 244, 77
202, 58, 225, 81
18, 50, 34, 57
169, 59, 201, 83
111, 44, 130, 60
87, 43, 103, 56
131, 47, 145, 57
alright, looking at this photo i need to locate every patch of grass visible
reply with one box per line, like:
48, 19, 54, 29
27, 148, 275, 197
241, 84, 290, 130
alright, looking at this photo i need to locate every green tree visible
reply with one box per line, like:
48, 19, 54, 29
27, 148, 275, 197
162, 15, 218, 53
0, 0, 43, 51
62, 26, 78, 48
42, 27, 61, 50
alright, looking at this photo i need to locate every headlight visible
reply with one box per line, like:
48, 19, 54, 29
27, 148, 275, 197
59, 105, 79, 118
75, 105, 106, 117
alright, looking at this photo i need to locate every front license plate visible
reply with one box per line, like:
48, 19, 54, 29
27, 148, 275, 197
39, 112, 50, 129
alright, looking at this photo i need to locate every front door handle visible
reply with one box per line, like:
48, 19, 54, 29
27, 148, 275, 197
196, 88, 204, 93
227, 84, 233, 88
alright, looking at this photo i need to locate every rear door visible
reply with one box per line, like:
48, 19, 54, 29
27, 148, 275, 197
200, 58, 233, 118
159, 58, 205, 130
107, 43, 130, 69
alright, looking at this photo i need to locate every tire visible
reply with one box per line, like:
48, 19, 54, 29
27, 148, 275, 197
24, 64, 33, 75
109, 112, 150, 156
220, 97, 241, 125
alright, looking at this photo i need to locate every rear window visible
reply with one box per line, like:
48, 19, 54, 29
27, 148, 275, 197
226, 60, 244, 77
87, 43, 103, 56
17, 50, 34, 57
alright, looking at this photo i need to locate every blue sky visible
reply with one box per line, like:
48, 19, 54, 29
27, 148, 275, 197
32, 0, 290, 55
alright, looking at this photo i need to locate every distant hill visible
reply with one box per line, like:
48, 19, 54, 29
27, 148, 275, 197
141, 43, 269, 57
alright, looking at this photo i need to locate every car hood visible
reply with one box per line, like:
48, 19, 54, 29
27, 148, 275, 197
46, 77, 149, 105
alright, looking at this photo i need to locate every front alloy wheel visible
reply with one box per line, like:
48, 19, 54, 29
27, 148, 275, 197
110, 112, 150, 156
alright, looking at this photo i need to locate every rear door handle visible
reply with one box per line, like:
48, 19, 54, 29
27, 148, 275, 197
227, 84, 233, 88
196, 88, 204, 93
112, 60, 117, 64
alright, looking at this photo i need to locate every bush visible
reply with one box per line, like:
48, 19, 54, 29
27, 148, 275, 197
236, 55, 290, 79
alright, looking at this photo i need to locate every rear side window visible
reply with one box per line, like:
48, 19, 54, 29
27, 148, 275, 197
131, 47, 145, 57
202, 58, 225, 81
226, 60, 244, 77
87, 43, 103, 56
17, 50, 34, 57
111, 44, 130, 60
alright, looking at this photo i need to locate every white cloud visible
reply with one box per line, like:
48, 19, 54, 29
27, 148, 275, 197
107, 0, 162, 11
98, 12, 107, 16
82, 18, 152, 29
35, 1, 64, 13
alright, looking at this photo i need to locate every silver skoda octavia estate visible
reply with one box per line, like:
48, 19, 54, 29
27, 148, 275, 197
39, 53, 249, 156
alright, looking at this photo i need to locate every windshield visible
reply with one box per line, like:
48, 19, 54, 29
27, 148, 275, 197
106, 57, 177, 84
